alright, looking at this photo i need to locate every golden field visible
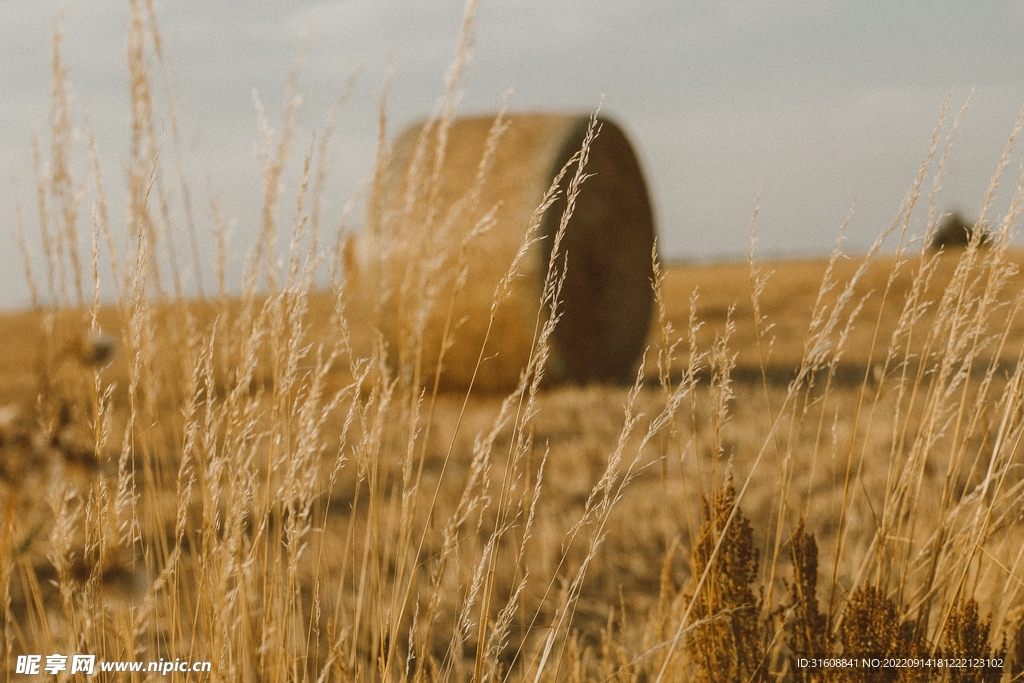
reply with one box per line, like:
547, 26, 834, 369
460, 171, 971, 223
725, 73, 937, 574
4, 2, 1024, 681
4, 243, 1024, 681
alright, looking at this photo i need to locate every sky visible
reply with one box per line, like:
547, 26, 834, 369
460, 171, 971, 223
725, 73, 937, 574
2, 0, 1024, 310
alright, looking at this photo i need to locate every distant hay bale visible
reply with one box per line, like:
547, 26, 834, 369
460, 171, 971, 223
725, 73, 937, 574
350, 113, 656, 392
929, 210, 990, 251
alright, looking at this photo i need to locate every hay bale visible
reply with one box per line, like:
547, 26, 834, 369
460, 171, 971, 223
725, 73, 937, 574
353, 113, 656, 392
929, 210, 990, 251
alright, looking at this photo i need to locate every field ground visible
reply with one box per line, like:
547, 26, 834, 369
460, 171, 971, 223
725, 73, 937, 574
5, 249, 1024, 402
3, 248, 1024, 680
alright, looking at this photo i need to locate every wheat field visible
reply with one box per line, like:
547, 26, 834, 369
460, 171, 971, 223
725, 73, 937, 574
4, 2, 1024, 682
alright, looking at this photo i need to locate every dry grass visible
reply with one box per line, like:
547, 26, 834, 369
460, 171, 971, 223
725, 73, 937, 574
4, 2, 1024, 681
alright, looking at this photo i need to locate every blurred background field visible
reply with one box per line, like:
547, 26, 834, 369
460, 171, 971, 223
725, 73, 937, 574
7, 249, 1024, 403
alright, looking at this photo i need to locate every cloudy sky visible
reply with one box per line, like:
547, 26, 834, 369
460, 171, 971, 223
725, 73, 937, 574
2, 1, 1024, 310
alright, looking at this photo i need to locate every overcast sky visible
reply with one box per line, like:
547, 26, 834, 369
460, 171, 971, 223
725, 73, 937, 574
2, 1, 1024, 310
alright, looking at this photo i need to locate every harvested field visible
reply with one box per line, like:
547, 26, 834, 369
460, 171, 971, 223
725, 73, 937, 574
6, 248, 1024, 402
4, 244, 1024, 680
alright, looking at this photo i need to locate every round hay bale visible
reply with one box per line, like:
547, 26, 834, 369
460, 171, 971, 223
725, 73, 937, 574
929, 210, 990, 251
356, 113, 656, 392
